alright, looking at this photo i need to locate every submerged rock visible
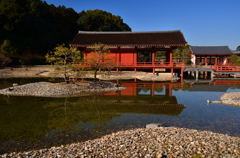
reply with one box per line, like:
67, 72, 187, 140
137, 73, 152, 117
211, 100, 222, 104
146, 123, 163, 128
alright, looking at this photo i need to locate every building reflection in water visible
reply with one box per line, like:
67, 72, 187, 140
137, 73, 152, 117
95, 81, 186, 116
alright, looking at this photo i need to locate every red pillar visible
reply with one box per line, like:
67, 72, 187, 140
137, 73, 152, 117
165, 84, 172, 97
134, 46, 138, 66
205, 57, 207, 65
152, 47, 155, 65
152, 47, 155, 74
84, 47, 87, 58
84, 47, 87, 66
215, 57, 218, 65
169, 47, 173, 66
118, 46, 121, 64
171, 68, 173, 75
181, 68, 183, 81
134, 47, 138, 72
151, 83, 154, 96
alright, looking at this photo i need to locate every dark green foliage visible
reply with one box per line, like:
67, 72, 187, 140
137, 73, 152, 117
0, 0, 79, 64
155, 51, 166, 62
0, 1, 131, 65
229, 55, 240, 66
77, 9, 131, 31
173, 45, 191, 64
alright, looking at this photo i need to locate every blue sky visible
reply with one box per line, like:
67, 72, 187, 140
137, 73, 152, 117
44, 0, 240, 50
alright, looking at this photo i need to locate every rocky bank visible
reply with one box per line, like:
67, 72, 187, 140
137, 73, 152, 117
210, 92, 240, 107
0, 81, 125, 97
0, 127, 239, 158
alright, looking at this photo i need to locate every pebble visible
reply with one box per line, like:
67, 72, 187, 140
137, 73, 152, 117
146, 123, 163, 128
0, 127, 239, 158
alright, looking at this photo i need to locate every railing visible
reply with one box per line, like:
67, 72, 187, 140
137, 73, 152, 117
211, 80, 240, 85
210, 65, 240, 72
116, 62, 184, 68
73, 62, 184, 68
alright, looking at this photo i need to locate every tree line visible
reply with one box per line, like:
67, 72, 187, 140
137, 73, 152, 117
0, 0, 131, 66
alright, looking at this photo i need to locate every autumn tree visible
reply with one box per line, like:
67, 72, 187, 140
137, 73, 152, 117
46, 44, 82, 83
84, 43, 116, 81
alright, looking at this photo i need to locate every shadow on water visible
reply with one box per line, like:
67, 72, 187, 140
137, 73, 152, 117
0, 78, 240, 154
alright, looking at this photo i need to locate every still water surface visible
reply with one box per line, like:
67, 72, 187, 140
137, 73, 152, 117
0, 78, 240, 154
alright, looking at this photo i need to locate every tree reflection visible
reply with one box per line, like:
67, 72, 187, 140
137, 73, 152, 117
44, 96, 121, 134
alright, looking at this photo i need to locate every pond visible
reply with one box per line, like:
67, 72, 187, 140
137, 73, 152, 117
0, 77, 240, 154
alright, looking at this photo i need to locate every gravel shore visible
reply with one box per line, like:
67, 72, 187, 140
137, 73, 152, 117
0, 66, 175, 81
210, 92, 240, 107
1, 127, 239, 158
0, 81, 125, 97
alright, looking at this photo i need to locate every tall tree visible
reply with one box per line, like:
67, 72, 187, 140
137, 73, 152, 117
77, 9, 131, 31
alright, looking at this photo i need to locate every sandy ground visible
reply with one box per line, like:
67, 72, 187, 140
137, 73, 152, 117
0, 65, 174, 81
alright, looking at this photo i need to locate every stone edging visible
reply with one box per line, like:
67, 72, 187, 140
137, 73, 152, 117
0, 81, 126, 97
1, 127, 239, 157
210, 92, 240, 107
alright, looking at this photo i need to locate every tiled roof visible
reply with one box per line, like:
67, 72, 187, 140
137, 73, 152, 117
190, 46, 233, 55
70, 30, 187, 47
232, 50, 240, 54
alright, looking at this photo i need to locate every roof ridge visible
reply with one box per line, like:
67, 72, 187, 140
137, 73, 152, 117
78, 30, 181, 34
191, 46, 229, 47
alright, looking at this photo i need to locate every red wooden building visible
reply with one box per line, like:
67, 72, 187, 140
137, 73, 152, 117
70, 30, 187, 76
